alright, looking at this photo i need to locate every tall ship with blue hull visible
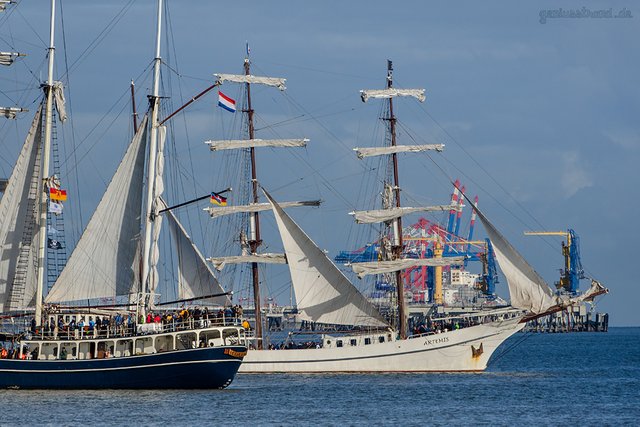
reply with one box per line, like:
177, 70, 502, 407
0, 336, 246, 390
0, 0, 246, 388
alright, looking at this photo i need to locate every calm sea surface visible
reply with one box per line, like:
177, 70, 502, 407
1, 327, 638, 426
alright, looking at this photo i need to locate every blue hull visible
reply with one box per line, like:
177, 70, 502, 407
0, 346, 245, 389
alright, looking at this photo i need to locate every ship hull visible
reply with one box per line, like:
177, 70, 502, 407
0, 346, 245, 389
239, 318, 523, 373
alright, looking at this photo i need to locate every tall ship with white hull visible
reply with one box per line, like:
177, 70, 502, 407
214, 60, 606, 373
0, 0, 247, 389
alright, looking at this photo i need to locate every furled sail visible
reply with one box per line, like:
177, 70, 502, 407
0, 1, 13, 12
1, 107, 27, 119
350, 205, 456, 224
52, 81, 67, 122
206, 138, 308, 151
207, 254, 286, 271
164, 205, 230, 306
469, 199, 558, 313
577, 279, 607, 303
214, 73, 286, 90
264, 189, 388, 328
207, 200, 321, 218
354, 144, 444, 159
0, 106, 43, 312
0, 51, 23, 66
46, 115, 149, 303
148, 125, 166, 297
351, 257, 465, 279
360, 88, 426, 103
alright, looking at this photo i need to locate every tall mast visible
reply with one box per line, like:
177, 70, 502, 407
207, 66, 308, 347
34, 0, 57, 326
386, 60, 407, 339
244, 56, 264, 349
130, 80, 138, 133
141, 0, 163, 307
355, 66, 448, 333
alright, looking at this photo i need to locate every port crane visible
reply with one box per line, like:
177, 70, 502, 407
335, 179, 500, 303
524, 230, 584, 294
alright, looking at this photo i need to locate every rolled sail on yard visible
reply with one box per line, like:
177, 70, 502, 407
206, 200, 320, 218
354, 144, 444, 159
351, 205, 455, 224
351, 257, 465, 279
207, 254, 286, 271
206, 138, 308, 151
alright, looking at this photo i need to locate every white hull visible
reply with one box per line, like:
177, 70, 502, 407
239, 317, 524, 373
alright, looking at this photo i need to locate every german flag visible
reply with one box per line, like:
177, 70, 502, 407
210, 192, 227, 206
49, 188, 67, 201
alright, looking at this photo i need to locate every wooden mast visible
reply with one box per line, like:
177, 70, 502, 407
244, 55, 263, 349
386, 60, 407, 339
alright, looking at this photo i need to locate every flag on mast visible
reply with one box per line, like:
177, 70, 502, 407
47, 238, 63, 249
218, 91, 236, 113
49, 188, 67, 201
49, 201, 63, 214
210, 192, 227, 206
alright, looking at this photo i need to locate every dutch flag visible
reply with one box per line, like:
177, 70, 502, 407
218, 91, 236, 113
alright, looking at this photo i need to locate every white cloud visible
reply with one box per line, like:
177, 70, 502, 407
604, 129, 640, 151
560, 151, 593, 198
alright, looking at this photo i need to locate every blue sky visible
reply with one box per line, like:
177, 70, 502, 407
1, 1, 638, 325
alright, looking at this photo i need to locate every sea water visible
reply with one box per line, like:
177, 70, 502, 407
1, 327, 638, 426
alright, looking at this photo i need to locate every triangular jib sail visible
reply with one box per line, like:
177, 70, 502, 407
45, 115, 150, 304
0, 105, 44, 312
467, 195, 558, 314
164, 203, 230, 306
264, 189, 388, 328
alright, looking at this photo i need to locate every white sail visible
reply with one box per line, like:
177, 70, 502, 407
207, 138, 308, 151
0, 106, 43, 312
350, 205, 456, 224
470, 200, 558, 314
351, 257, 465, 279
0, 51, 22, 66
578, 279, 607, 303
164, 207, 230, 306
360, 88, 425, 103
264, 189, 388, 328
148, 125, 166, 298
207, 200, 321, 218
354, 144, 444, 159
52, 81, 67, 122
45, 115, 149, 303
207, 254, 286, 271
1, 107, 26, 119
215, 73, 286, 90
